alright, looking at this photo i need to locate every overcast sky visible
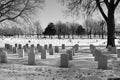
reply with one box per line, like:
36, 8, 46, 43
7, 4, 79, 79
36, 0, 84, 29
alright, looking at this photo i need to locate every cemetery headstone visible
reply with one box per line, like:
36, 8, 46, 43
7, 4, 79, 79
60, 53, 69, 68
41, 48, 46, 59
5, 44, 9, 49
23, 45, 27, 52
0, 49, 7, 63
9, 45, 13, 51
117, 49, 120, 58
90, 44, 96, 56
49, 47, 54, 55
18, 44, 22, 49
26, 44, 29, 48
62, 44, 65, 49
94, 49, 102, 61
71, 48, 75, 56
73, 44, 79, 53
31, 44, 34, 48
111, 47, 117, 54
38, 46, 42, 52
13, 47, 17, 53
37, 44, 40, 49
55, 46, 59, 53
28, 47, 35, 65
66, 50, 73, 60
44, 45, 47, 50
15, 44, 17, 47
49, 44, 52, 49
107, 45, 112, 51
18, 48, 24, 58
98, 54, 108, 69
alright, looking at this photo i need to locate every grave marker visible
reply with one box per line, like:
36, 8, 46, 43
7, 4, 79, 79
15, 44, 17, 47
73, 44, 79, 52
98, 54, 108, 69
55, 46, 59, 53
62, 44, 65, 49
90, 44, 96, 56
60, 53, 69, 68
44, 45, 47, 50
13, 47, 17, 53
28, 47, 35, 65
0, 49, 7, 63
41, 48, 46, 59
18, 48, 24, 57
49, 44, 52, 49
117, 49, 120, 58
49, 47, 54, 55
66, 50, 73, 60
107, 45, 112, 51
18, 44, 22, 49
111, 47, 117, 54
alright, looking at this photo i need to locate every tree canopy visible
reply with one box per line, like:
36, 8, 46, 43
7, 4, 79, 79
0, 0, 45, 23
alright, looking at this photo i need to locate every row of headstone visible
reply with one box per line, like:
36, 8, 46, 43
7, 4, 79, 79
89, 44, 108, 69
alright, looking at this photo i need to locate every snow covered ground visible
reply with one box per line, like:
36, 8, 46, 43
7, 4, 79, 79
0, 38, 120, 80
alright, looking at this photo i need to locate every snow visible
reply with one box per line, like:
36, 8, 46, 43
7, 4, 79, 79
0, 37, 120, 80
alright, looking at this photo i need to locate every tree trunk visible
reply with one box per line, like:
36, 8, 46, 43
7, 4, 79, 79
106, 10, 115, 47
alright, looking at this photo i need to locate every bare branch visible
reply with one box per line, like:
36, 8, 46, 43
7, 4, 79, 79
96, 0, 108, 21
114, 0, 120, 9
104, 0, 110, 8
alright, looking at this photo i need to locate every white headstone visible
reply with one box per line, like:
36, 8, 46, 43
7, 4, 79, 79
111, 47, 117, 54
0, 49, 7, 63
73, 44, 79, 53
66, 49, 73, 60
107, 45, 112, 51
28, 47, 35, 65
62, 44, 65, 49
49, 47, 54, 55
55, 46, 59, 53
13, 47, 17, 53
60, 53, 69, 68
18, 48, 24, 58
90, 44, 96, 56
98, 54, 108, 70
41, 48, 46, 59
94, 49, 102, 61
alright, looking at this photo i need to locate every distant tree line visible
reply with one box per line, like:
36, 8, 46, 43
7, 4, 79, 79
43, 19, 108, 39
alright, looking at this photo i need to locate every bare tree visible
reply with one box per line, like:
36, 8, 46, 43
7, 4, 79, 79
59, 0, 120, 47
0, 0, 44, 23
34, 21, 43, 38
